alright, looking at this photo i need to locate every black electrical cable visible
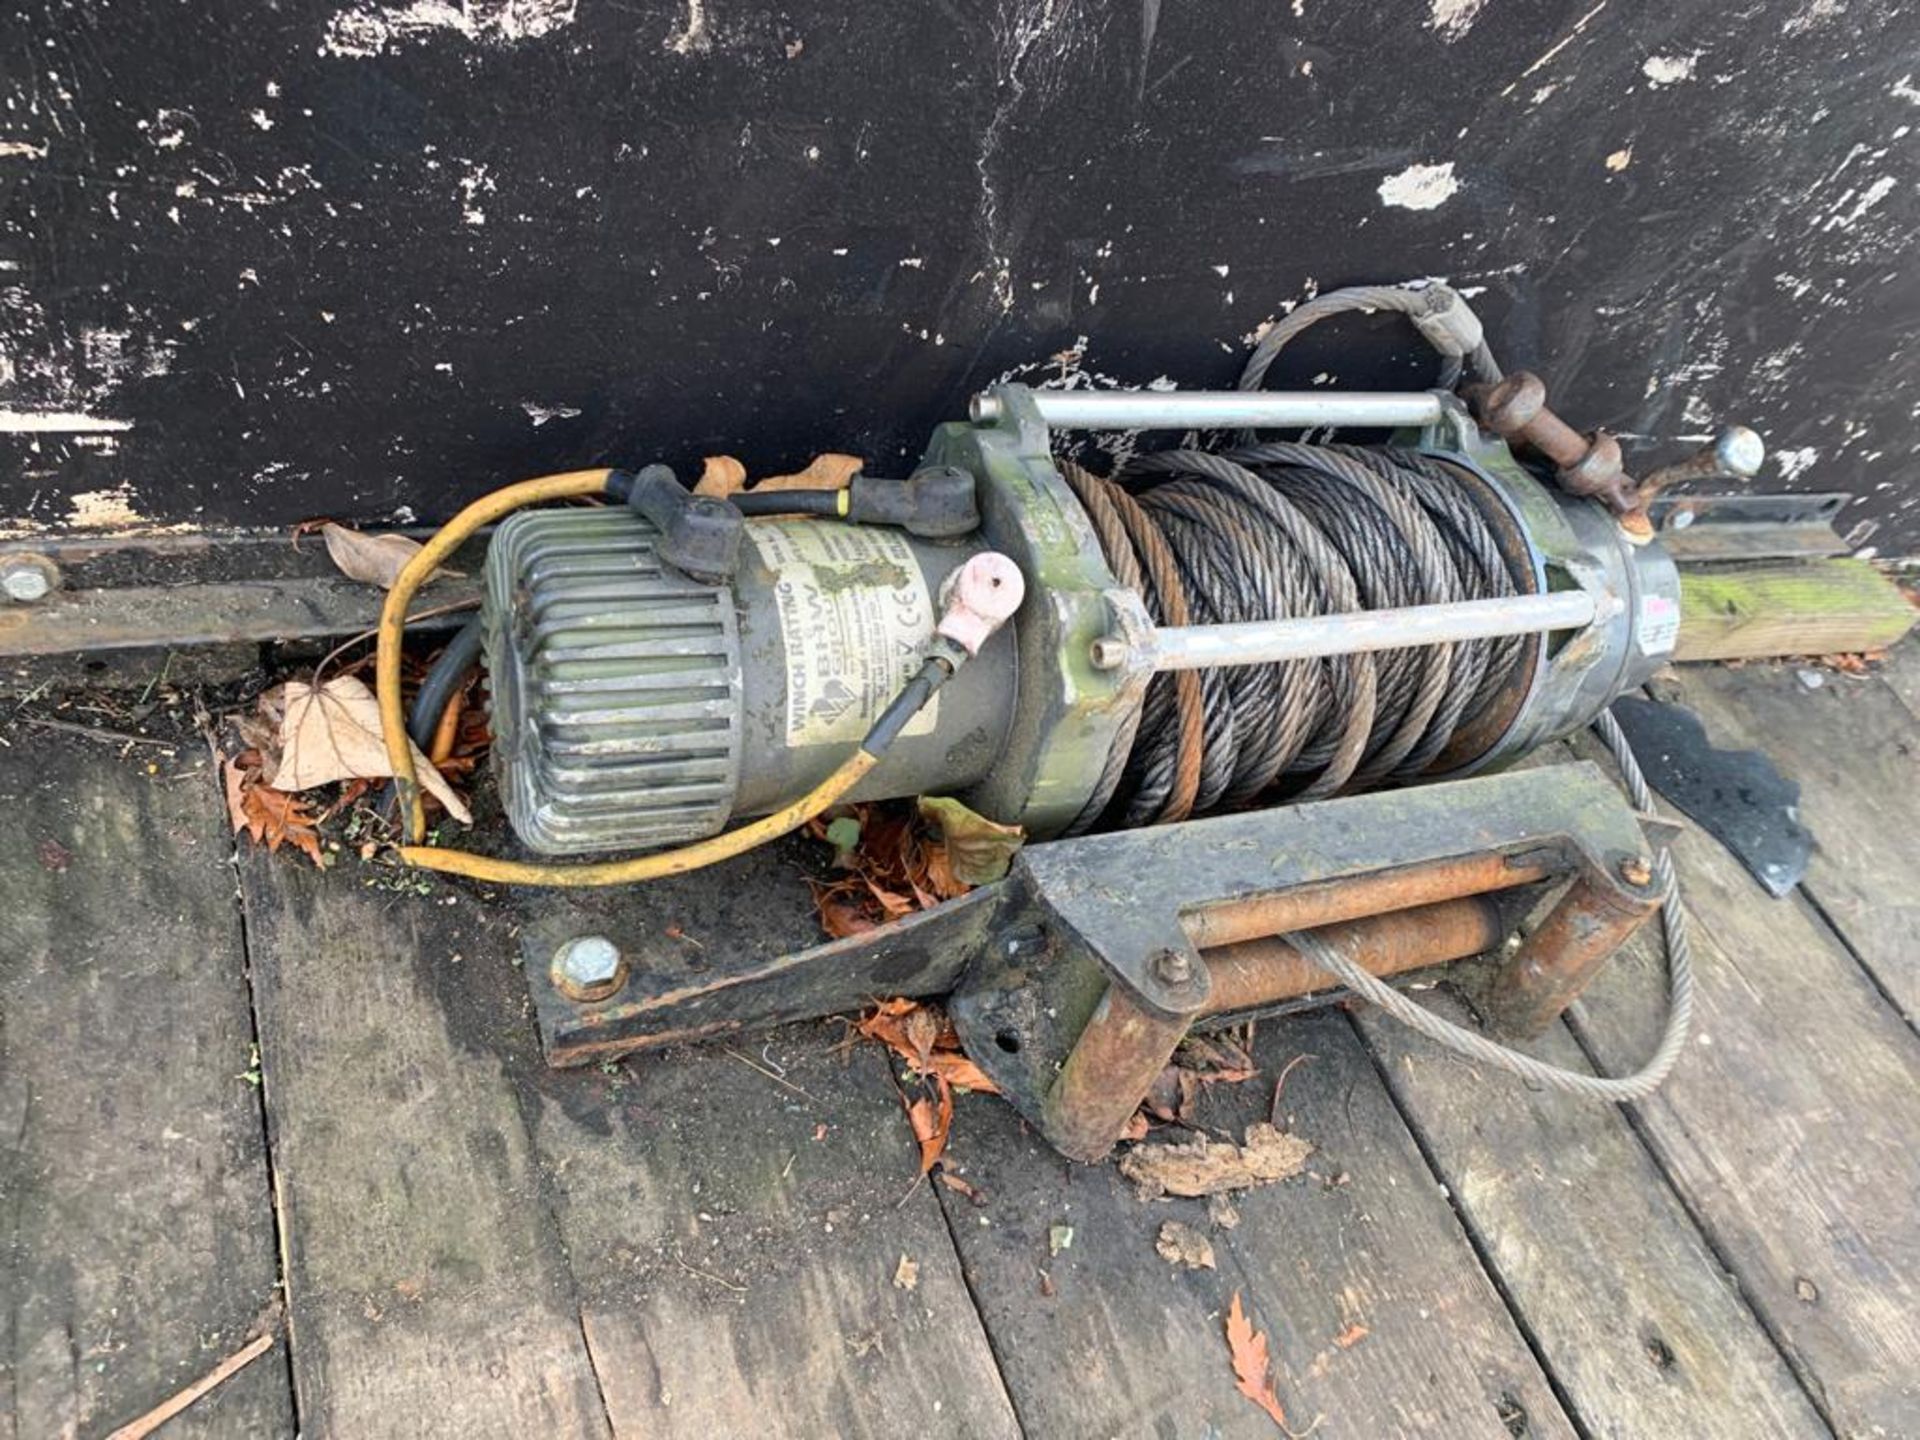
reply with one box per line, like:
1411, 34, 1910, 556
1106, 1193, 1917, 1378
729, 489, 845, 518
407, 615, 485, 749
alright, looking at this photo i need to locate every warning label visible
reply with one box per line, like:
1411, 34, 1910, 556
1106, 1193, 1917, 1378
749, 521, 939, 747
1637, 590, 1681, 656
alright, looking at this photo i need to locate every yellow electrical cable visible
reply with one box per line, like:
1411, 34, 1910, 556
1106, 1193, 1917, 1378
376, 468, 891, 888
378, 469, 614, 842
396, 749, 878, 886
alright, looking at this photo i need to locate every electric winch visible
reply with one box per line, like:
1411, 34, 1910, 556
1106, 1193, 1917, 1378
375, 282, 1752, 1161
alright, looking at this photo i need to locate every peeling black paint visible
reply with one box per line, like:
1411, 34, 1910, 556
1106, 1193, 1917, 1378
2, 0, 1916, 551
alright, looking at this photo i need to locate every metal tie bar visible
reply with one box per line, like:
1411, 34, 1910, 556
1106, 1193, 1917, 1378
970, 388, 1449, 431
1138, 591, 1598, 672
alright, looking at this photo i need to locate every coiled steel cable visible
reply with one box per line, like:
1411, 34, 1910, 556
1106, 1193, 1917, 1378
1072, 280, 1693, 1102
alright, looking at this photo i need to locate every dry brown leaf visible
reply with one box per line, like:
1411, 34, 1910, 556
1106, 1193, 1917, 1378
1155, 1220, 1216, 1271
1226, 1292, 1294, 1432
754, 453, 863, 492
320, 523, 460, 591
905, 1077, 955, 1174
938, 1171, 987, 1206
223, 752, 326, 869
1120, 1123, 1313, 1200
269, 677, 472, 824
916, 796, 1025, 886
692, 455, 749, 498
855, 1000, 1001, 1095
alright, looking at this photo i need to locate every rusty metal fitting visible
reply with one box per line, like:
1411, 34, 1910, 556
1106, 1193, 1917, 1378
1617, 855, 1654, 889
0, 552, 61, 604
1470, 371, 1641, 519
1150, 948, 1194, 985
551, 935, 629, 1003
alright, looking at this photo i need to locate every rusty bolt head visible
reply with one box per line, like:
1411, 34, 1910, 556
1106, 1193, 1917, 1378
1089, 635, 1129, 670
1, 553, 60, 604
1618, 855, 1654, 889
1150, 948, 1194, 986
552, 935, 627, 1003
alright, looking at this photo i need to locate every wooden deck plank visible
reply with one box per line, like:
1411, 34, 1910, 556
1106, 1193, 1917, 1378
236, 857, 611, 1438
1881, 637, 1920, 721
521, 1024, 1020, 1440
1356, 996, 1827, 1438
935, 1009, 1576, 1440
1666, 660, 1919, 1020
1563, 727, 1920, 1436
0, 737, 291, 1439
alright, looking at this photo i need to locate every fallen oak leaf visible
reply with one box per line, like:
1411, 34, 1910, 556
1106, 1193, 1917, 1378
268, 677, 472, 824
321, 523, 461, 591
222, 753, 326, 870
1226, 1292, 1301, 1434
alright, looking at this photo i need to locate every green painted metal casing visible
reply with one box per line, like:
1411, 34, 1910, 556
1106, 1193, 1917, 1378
921, 388, 1150, 838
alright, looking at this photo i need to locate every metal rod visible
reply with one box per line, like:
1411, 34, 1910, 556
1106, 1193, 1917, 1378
970, 388, 1447, 431
1184, 851, 1553, 951
1199, 896, 1505, 1016
1138, 591, 1598, 672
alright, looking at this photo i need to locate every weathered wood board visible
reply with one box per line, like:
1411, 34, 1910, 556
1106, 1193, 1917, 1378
1674, 560, 1916, 662
1357, 997, 1827, 1439
0, 737, 291, 1438
236, 855, 611, 1438
1563, 728, 1920, 1436
521, 1025, 1020, 1440
933, 1009, 1577, 1440
1670, 659, 1919, 1021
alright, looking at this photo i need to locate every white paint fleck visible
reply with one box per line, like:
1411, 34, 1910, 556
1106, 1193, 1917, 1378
898, 256, 924, 268
1774, 446, 1819, 482
1605, 146, 1632, 172
1529, 83, 1559, 105
249, 108, 275, 130
521, 401, 582, 426
1782, 0, 1840, 36
1211, 264, 1230, 278
146, 109, 192, 150
1823, 174, 1897, 231
321, 0, 576, 58
0, 139, 49, 159
1377, 161, 1459, 211
665, 0, 710, 54
1893, 75, 1920, 106
1427, 0, 1488, 43
67, 483, 151, 528
457, 161, 494, 224
0, 411, 134, 434
1641, 54, 1697, 87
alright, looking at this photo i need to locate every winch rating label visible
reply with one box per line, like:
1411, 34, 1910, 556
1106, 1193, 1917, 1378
749, 520, 939, 747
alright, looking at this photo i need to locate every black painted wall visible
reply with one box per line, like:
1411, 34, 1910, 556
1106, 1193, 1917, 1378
4, 0, 1917, 551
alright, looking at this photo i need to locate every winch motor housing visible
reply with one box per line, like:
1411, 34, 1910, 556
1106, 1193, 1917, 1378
484, 386, 1679, 856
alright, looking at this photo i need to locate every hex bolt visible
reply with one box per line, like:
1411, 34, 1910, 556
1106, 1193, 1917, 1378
1618, 855, 1654, 889
1151, 948, 1194, 986
1089, 635, 1129, 670
551, 934, 628, 1004
1, 553, 61, 604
